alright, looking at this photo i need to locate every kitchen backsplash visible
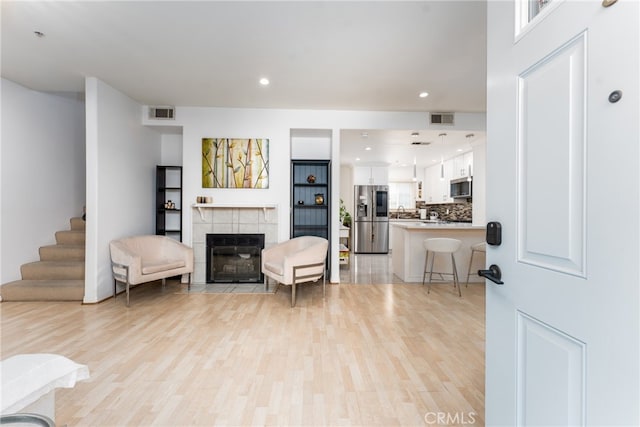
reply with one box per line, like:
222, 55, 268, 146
418, 201, 472, 222
392, 201, 473, 222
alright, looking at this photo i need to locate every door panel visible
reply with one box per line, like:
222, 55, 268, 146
487, 1, 639, 425
354, 221, 372, 253
516, 311, 585, 426
518, 32, 586, 276
371, 221, 389, 253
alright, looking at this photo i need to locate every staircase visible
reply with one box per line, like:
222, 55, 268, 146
1, 217, 85, 301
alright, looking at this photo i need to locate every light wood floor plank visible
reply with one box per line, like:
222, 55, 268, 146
1, 280, 485, 426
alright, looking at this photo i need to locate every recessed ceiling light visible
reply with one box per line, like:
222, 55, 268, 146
419, 92, 429, 98
411, 132, 419, 137
365, 147, 372, 151
355, 157, 361, 161
361, 132, 368, 138
259, 78, 270, 86
34, 31, 45, 38
457, 148, 463, 152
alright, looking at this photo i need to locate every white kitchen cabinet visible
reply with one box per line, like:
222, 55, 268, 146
423, 163, 439, 203
442, 159, 454, 202
464, 151, 473, 177
353, 166, 389, 185
423, 160, 454, 204
453, 151, 474, 178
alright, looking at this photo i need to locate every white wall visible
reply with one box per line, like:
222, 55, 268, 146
161, 133, 183, 165
1, 79, 85, 284
84, 78, 161, 302
339, 164, 354, 221
144, 107, 431, 283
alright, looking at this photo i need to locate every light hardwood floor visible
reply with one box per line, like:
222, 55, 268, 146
1, 258, 485, 426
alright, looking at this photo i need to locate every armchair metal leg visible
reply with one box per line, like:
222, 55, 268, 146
126, 282, 130, 307
291, 283, 296, 307
323, 266, 326, 298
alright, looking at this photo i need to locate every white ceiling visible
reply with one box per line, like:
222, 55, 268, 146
1, 0, 487, 167
341, 128, 482, 169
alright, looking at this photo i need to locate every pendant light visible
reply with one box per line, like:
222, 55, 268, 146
412, 156, 417, 181
439, 133, 447, 180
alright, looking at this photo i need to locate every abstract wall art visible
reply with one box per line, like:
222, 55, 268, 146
202, 138, 269, 188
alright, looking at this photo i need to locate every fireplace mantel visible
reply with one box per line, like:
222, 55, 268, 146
192, 203, 277, 221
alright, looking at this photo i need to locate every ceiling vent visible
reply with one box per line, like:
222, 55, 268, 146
430, 112, 455, 125
149, 106, 175, 120
411, 141, 431, 146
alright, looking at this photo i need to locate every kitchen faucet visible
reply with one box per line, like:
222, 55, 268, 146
397, 205, 405, 218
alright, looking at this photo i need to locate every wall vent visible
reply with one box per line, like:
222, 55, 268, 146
149, 106, 175, 120
430, 112, 455, 125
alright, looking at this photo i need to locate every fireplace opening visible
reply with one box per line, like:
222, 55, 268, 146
206, 234, 265, 283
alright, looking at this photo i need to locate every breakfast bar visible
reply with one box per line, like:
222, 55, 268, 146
391, 222, 486, 283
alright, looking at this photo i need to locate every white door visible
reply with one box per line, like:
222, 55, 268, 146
486, 1, 639, 426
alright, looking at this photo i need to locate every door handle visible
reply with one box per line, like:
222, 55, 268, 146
479, 264, 504, 285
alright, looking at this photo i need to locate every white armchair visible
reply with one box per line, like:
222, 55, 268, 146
109, 235, 194, 306
261, 236, 329, 307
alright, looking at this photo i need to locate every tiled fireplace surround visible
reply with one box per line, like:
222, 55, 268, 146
191, 206, 278, 283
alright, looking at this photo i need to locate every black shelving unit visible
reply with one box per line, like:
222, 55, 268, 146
291, 160, 331, 271
291, 160, 330, 239
156, 166, 183, 241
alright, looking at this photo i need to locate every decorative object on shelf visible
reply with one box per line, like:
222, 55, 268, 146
202, 138, 269, 189
315, 193, 325, 205
306, 174, 316, 184
298, 200, 305, 205
196, 196, 213, 204
165, 200, 176, 209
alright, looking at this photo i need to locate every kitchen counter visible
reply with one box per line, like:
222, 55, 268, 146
391, 222, 486, 283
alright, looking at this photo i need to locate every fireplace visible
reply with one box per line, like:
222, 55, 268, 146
206, 234, 265, 283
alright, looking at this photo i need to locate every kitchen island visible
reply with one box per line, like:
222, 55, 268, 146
391, 222, 486, 283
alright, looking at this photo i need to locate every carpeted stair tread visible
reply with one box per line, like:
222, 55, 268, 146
1, 280, 84, 301
70, 217, 85, 231
39, 244, 85, 261
1, 216, 85, 303
55, 230, 85, 245
21, 261, 84, 280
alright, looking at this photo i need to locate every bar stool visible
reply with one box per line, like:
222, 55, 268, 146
422, 238, 463, 297
465, 242, 486, 287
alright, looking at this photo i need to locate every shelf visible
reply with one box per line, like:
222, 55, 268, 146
156, 166, 182, 241
291, 160, 330, 269
192, 203, 277, 221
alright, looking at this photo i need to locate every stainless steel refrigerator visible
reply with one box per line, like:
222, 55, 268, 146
353, 185, 389, 253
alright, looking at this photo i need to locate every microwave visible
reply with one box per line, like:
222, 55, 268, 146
450, 177, 472, 199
